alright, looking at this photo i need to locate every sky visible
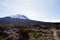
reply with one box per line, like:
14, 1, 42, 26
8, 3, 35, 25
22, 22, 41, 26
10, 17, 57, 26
0, 0, 60, 22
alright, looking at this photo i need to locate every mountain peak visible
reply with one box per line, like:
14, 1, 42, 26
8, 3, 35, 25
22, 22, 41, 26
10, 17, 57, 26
10, 14, 29, 19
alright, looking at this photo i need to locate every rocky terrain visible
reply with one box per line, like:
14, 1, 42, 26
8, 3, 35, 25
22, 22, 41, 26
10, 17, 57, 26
0, 22, 60, 40
0, 14, 60, 40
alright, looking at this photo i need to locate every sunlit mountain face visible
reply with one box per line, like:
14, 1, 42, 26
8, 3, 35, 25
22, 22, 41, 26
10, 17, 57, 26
0, 14, 59, 23
0, 14, 42, 23
10, 14, 29, 19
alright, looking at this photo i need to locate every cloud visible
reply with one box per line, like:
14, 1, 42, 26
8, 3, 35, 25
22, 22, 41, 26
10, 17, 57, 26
44, 19, 60, 22
0, 0, 60, 22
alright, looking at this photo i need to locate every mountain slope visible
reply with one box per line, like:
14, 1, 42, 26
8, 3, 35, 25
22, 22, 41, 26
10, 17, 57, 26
0, 14, 42, 23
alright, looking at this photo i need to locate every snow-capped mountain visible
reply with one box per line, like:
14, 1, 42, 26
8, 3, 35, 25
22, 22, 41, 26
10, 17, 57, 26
0, 14, 41, 23
0, 14, 59, 23
10, 14, 29, 19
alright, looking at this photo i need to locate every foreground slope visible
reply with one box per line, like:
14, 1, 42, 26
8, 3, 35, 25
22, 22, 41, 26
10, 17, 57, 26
0, 15, 60, 40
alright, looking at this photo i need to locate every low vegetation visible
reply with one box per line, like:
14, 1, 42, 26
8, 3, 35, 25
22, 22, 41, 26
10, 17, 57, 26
0, 23, 60, 40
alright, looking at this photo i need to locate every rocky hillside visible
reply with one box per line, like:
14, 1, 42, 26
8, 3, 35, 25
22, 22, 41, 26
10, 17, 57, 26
0, 14, 60, 40
0, 22, 60, 40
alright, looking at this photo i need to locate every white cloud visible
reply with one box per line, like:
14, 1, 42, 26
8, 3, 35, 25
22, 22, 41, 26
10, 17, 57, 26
26, 0, 31, 2
0, 0, 60, 22
44, 19, 60, 22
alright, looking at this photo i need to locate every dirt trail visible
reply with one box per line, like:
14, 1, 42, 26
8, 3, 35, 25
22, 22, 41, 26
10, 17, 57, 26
53, 29, 60, 40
